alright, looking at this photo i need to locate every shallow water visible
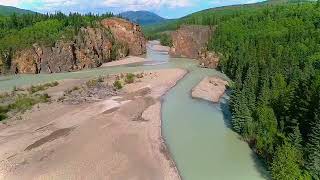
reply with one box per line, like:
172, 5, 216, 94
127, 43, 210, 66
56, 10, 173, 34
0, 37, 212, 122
162, 67, 269, 180
0, 48, 268, 179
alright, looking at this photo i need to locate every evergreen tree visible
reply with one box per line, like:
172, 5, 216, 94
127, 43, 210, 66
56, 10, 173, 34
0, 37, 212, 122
306, 101, 320, 179
271, 143, 303, 180
255, 105, 278, 156
288, 125, 303, 150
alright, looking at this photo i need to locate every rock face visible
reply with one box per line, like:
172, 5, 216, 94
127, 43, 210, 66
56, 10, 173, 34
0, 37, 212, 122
170, 25, 213, 59
10, 18, 146, 74
191, 76, 228, 103
74, 27, 113, 70
12, 49, 40, 74
199, 50, 220, 69
101, 18, 146, 56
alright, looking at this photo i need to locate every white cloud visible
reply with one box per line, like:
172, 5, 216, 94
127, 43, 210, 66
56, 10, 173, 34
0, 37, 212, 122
103, 0, 192, 9
209, 0, 260, 6
18, 0, 193, 14
0, 0, 21, 6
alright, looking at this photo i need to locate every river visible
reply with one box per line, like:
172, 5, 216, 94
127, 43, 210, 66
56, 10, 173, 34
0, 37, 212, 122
0, 46, 269, 180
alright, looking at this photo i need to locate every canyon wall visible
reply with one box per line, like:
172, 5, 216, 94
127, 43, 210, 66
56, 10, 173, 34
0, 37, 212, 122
9, 18, 146, 74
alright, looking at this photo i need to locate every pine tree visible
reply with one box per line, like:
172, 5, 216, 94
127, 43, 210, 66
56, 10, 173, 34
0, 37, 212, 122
306, 102, 320, 179
232, 91, 253, 135
271, 143, 303, 180
255, 105, 278, 156
288, 125, 303, 150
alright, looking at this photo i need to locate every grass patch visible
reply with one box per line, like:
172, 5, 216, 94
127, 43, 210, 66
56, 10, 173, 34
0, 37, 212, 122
0, 82, 53, 121
8, 93, 50, 113
113, 80, 123, 90
28, 81, 59, 94
125, 73, 135, 84
86, 79, 99, 88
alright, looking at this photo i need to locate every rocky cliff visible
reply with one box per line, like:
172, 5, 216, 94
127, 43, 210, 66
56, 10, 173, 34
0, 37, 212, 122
170, 25, 219, 68
9, 18, 146, 74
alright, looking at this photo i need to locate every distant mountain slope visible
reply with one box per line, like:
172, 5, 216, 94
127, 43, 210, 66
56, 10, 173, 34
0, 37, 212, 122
119, 11, 167, 25
263, 0, 316, 4
0, 5, 36, 16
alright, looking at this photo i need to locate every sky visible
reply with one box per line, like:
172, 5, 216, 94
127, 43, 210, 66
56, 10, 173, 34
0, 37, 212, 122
0, 0, 265, 18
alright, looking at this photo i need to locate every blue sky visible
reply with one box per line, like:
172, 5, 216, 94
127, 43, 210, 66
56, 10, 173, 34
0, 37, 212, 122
0, 0, 265, 18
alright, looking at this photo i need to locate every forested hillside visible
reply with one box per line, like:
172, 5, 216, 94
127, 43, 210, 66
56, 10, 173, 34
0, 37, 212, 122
145, 1, 320, 179
0, 12, 113, 73
0, 5, 36, 16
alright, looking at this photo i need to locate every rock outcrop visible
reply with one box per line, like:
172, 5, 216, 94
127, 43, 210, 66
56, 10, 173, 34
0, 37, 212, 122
169, 25, 220, 69
101, 18, 146, 56
170, 25, 213, 59
12, 49, 40, 74
192, 76, 228, 103
199, 50, 220, 69
10, 18, 146, 74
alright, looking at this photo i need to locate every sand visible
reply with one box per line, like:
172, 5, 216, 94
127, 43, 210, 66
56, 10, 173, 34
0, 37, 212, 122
191, 76, 228, 103
147, 41, 170, 52
101, 56, 146, 67
0, 68, 186, 180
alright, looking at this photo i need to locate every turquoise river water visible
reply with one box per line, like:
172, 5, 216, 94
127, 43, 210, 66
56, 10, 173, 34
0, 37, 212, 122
0, 47, 269, 180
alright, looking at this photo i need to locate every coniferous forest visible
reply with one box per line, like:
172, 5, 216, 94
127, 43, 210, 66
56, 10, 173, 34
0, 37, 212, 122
145, 1, 320, 179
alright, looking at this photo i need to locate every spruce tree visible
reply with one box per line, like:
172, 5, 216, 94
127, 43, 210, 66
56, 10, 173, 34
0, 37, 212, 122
288, 125, 303, 151
306, 102, 320, 179
271, 143, 303, 180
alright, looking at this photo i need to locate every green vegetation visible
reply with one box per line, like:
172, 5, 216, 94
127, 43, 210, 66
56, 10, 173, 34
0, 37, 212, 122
0, 12, 114, 73
125, 73, 135, 84
145, 0, 320, 178
0, 82, 58, 121
271, 143, 309, 180
8, 94, 50, 112
159, 34, 173, 47
113, 80, 123, 90
28, 81, 59, 94
0, 93, 51, 121
0, 5, 36, 16
86, 79, 100, 88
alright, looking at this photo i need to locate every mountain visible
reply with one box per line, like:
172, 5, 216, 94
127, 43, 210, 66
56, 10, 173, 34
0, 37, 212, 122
262, 0, 316, 4
119, 11, 167, 25
0, 5, 36, 16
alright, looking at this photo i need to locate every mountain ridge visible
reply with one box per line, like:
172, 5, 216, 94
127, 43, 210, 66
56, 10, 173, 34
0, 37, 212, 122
119, 11, 168, 25
0, 5, 36, 16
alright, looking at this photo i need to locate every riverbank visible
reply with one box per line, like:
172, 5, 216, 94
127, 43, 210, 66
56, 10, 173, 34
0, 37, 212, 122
0, 68, 186, 180
101, 56, 147, 67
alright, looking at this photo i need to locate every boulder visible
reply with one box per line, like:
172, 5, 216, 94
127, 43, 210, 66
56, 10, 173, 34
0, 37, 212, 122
101, 18, 146, 56
199, 50, 220, 69
170, 25, 213, 59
